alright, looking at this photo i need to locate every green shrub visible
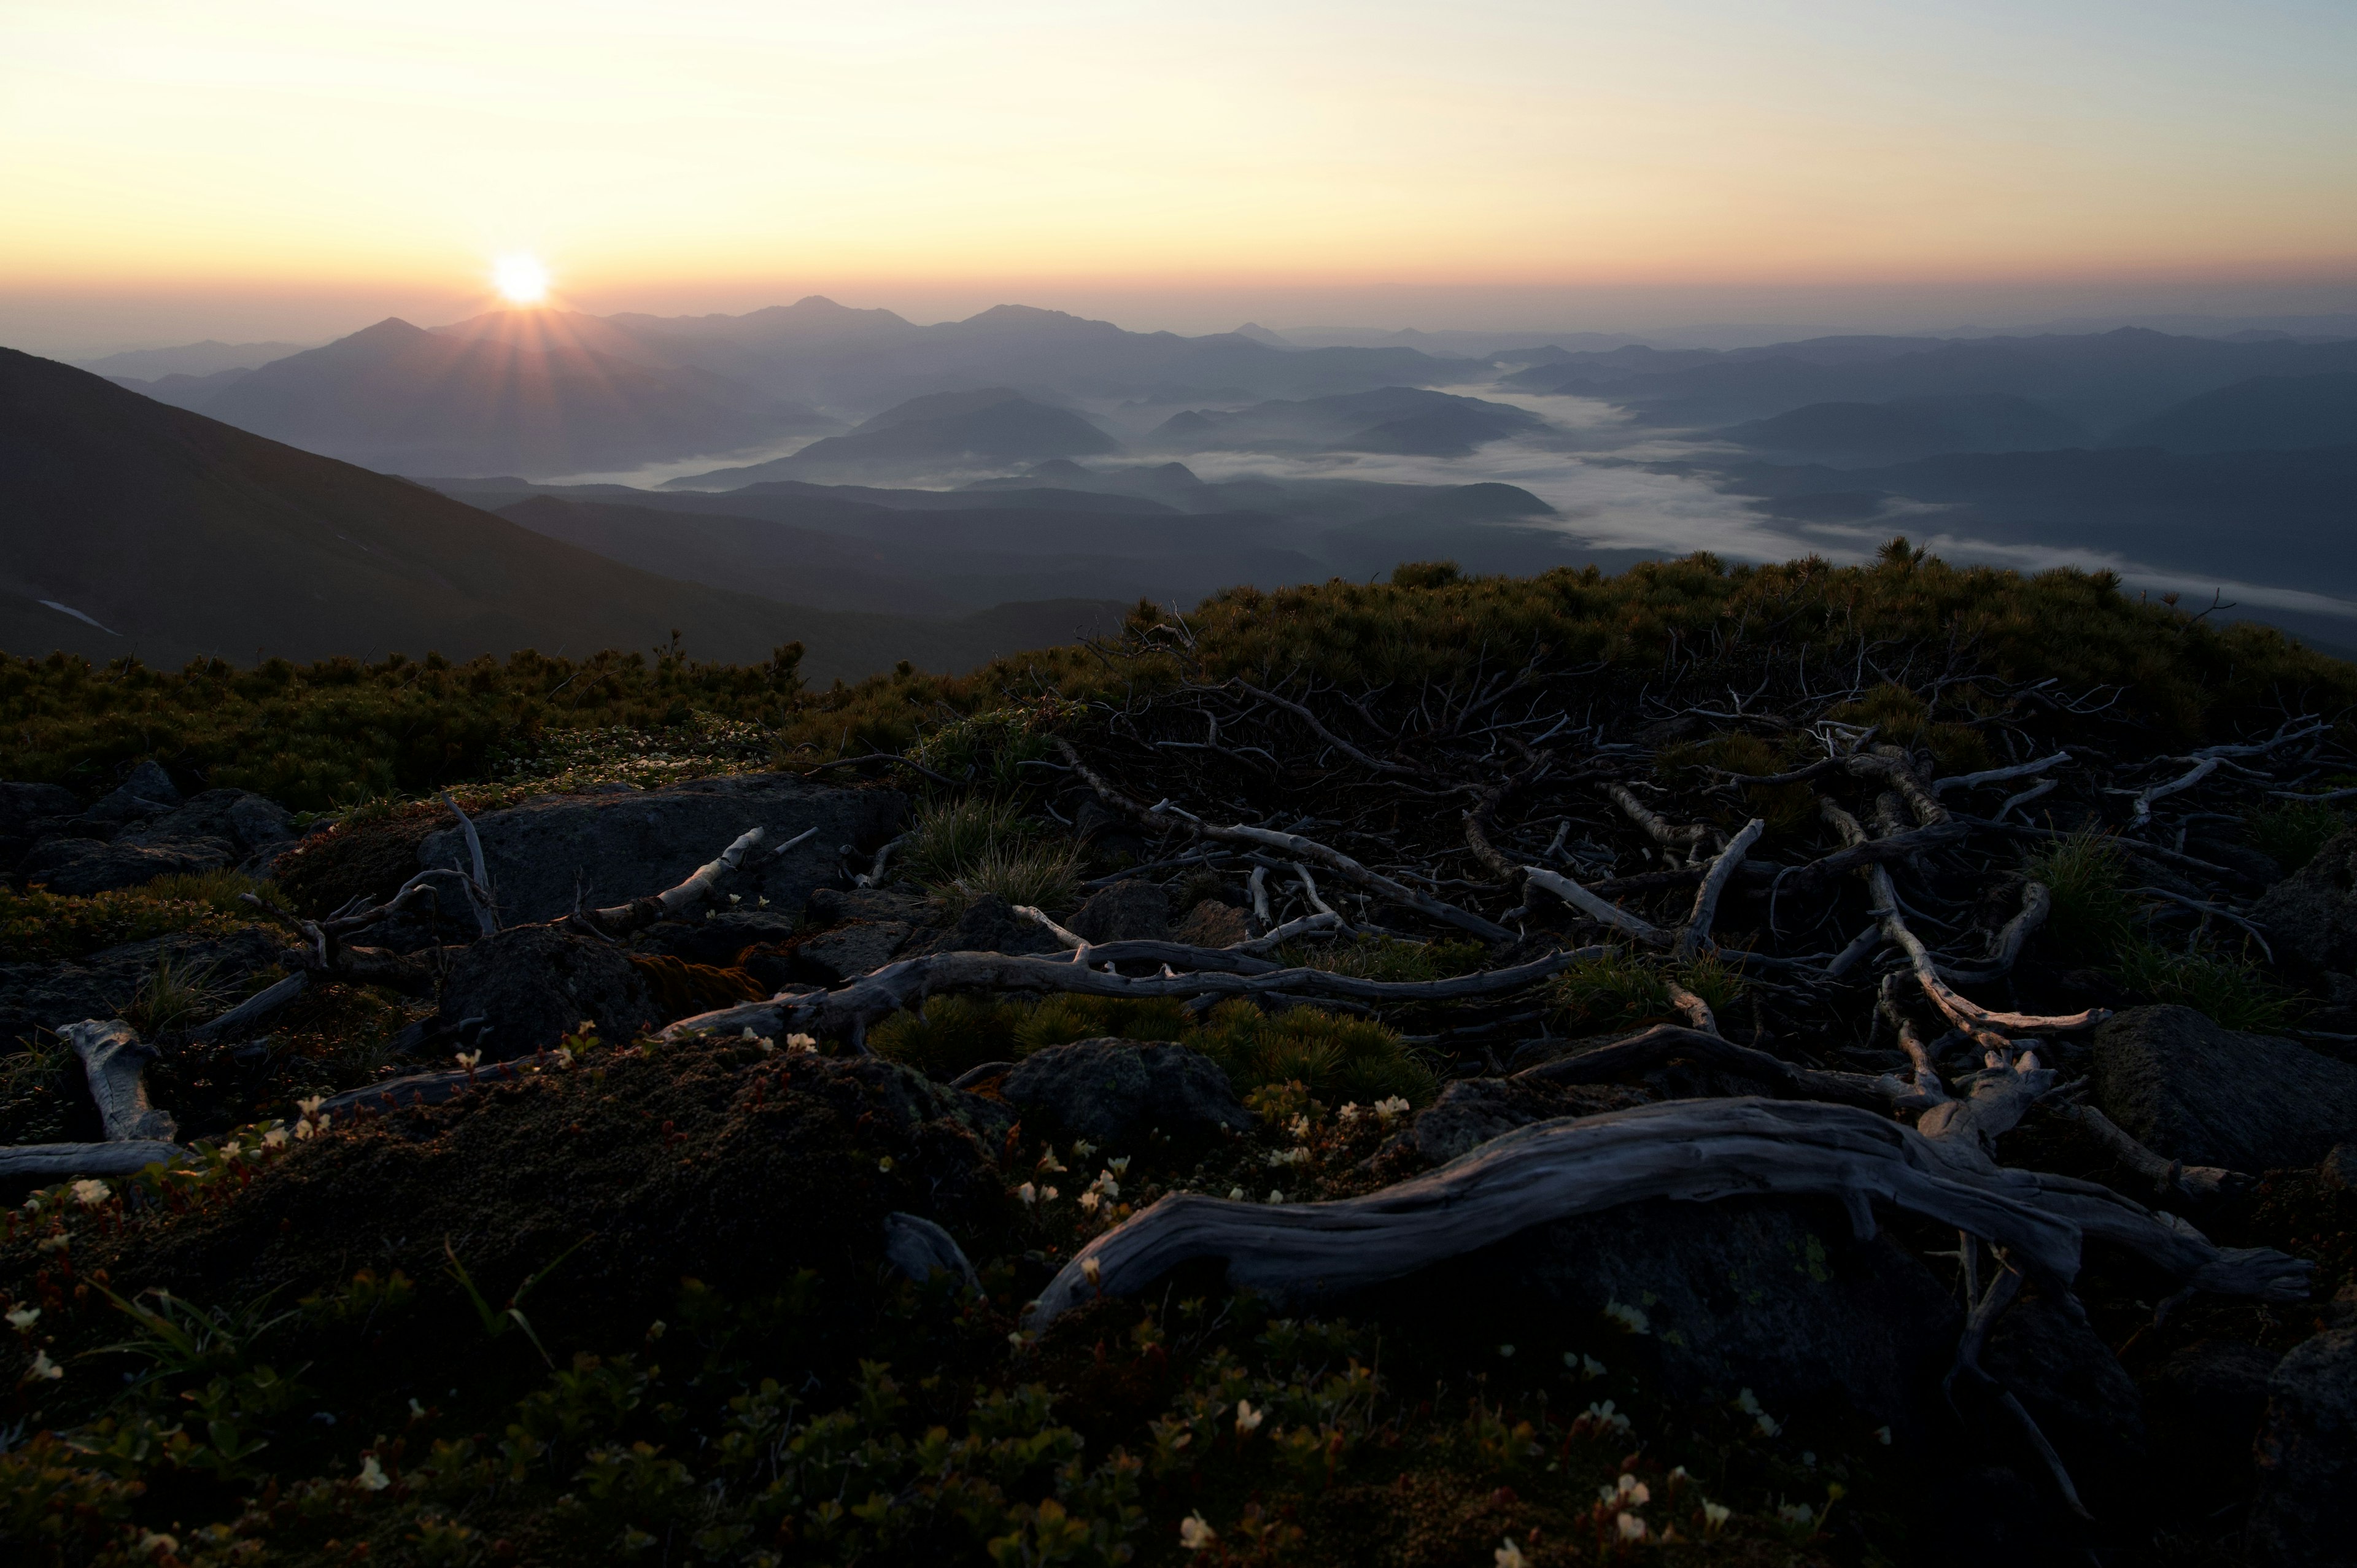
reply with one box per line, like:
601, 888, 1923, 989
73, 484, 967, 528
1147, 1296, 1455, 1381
2245, 800, 2348, 873
1298, 935, 1490, 982
2025, 828, 2138, 964
1549, 949, 1746, 1035
141, 868, 269, 913
902, 795, 1080, 913
2113, 940, 2297, 1033
0, 885, 246, 964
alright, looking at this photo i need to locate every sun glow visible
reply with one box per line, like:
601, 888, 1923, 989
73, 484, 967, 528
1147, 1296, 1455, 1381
492, 255, 549, 305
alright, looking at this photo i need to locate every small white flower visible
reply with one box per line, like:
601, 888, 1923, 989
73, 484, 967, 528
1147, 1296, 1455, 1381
356, 1454, 390, 1491
6, 1307, 39, 1331
71, 1180, 107, 1207
1178, 1513, 1217, 1551
137, 1531, 179, 1558
727, 893, 743, 904
1616, 1512, 1649, 1542
1584, 1400, 1631, 1434
26, 1349, 62, 1381
260, 1127, 289, 1149
1287, 1113, 1311, 1140
1265, 1188, 1286, 1203
1106, 1156, 1131, 1175
1227, 1186, 1247, 1200
455, 1051, 481, 1071
1736, 1387, 1781, 1437
784, 1033, 816, 1054
1617, 1473, 1651, 1505
1373, 1095, 1410, 1120
1234, 1399, 1263, 1433
1070, 1140, 1095, 1158
1036, 1152, 1067, 1174
1039, 1185, 1059, 1202
1338, 1102, 1362, 1123
1094, 1172, 1121, 1199
877, 1156, 894, 1173
37, 1234, 69, 1254
578, 1020, 596, 1034
1778, 1502, 1814, 1527
296, 1095, 325, 1117
1016, 1182, 1038, 1205
1495, 1540, 1528, 1568
1078, 1191, 1101, 1213
1875, 1424, 1892, 1446
1702, 1500, 1731, 1532
1603, 1300, 1650, 1335
294, 1118, 320, 1140
1081, 1256, 1102, 1287
1498, 1343, 1515, 1359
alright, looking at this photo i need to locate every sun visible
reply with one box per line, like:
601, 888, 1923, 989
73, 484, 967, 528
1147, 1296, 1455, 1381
492, 254, 549, 305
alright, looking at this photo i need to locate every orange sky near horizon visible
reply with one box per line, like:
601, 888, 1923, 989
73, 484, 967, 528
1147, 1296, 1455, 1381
4, 0, 2353, 346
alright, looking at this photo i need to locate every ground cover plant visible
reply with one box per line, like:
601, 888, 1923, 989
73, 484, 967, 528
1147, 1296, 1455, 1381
4, 544, 2356, 1567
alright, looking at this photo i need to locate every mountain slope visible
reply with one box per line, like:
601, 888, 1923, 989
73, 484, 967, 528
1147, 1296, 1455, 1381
718, 388, 1121, 482
0, 347, 834, 668
2103, 373, 2357, 453
123, 317, 829, 477
1720, 394, 2087, 462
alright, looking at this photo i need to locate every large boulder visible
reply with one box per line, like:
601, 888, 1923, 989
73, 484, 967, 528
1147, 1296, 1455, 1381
1067, 880, 1170, 943
1000, 1038, 1253, 1146
434, 925, 665, 1059
415, 773, 903, 927
1361, 1193, 1962, 1432
2249, 1329, 2357, 1568
2093, 1006, 2357, 1172
18, 835, 233, 895
118, 787, 293, 863
1981, 1292, 2148, 1515
0, 780, 83, 872
2142, 1338, 2282, 1507
2253, 828, 2357, 975
79, 760, 180, 825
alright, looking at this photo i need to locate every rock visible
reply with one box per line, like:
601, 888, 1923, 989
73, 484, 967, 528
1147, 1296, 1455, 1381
2250, 1328, 2357, 1567
2186, 836, 2285, 887
795, 920, 913, 984
1171, 899, 1251, 948
904, 894, 1063, 958
118, 788, 293, 860
1364, 1194, 1960, 1431
807, 883, 935, 927
80, 760, 180, 824
2093, 1005, 2357, 1172
17, 835, 233, 895
1067, 879, 1171, 943
1982, 1291, 2146, 1514
415, 773, 903, 927
0, 781, 83, 871
633, 911, 801, 968
433, 925, 665, 1059
1395, 1076, 1651, 1165
0, 926, 287, 1054
2254, 829, 2357, 975
2142, 1339, 2282, 1506
1000, 1038, 1252, 1146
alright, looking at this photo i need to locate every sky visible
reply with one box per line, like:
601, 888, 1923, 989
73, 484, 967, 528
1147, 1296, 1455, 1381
4, 0, 2355, 355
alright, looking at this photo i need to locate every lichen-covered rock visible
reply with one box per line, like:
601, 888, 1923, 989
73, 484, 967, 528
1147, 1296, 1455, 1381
1067, 879, 1170, 943
2093, 1005, 2357, 1172
17, 834, 233, 895
1394, 1075, 1649, 1165
2253, 828, 2357, 975
1171, 899, 1251, 948
2250, 1328, 2357, 1567
416, 772, 902, 926
1000, 1038, 1252, 1145
435, 925, 665, 1058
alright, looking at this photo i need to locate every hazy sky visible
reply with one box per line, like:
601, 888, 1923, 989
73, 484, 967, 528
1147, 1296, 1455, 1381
6, 0, 2354, 353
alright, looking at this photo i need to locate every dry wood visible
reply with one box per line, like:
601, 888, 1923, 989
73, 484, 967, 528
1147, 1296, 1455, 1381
1023, 1096, 2308, 1329
438, 792, 500, 937
188, 971, 308, 1045
1674, 816, 1763, 959
1846, 749, 1950, 826
2045, 1097, 2249, 1199
1604, 782, 1715, 859
577, 824, 775, 937
62, 1020, 176, 1141
1515, 1024, 1920, 1111
0, 1141, 185, 1181
662, 946, 1597, 1046
1930, 751, 2072, 795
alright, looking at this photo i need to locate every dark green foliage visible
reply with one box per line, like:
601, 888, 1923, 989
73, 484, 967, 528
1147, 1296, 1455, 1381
1550, 950, 1747, 1035
2245, 798, 2349, 873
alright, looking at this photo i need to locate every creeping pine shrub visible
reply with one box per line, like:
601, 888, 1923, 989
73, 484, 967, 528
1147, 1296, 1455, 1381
2026, 830, 2294, 1029
868, 994, 1438, 1104
1550, 950, 1747, 1035
1298, 935, 1490, 982
1660, 731, 1821, 839
2246, 799, 2348, 873
0, 885, 247, 962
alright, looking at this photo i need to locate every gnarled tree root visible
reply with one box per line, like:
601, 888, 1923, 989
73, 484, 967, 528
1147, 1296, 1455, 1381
1023, 1097, 2309, 1329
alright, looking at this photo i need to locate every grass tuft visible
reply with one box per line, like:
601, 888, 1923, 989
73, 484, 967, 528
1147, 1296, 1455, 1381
2245, 800, 2347, 873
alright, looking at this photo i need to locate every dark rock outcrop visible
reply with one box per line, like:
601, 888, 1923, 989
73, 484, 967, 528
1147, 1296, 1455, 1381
2250, 1328, 2357, 1567
2093, 1005, 2357, 1172
0, 926, 287, 1052
1395, 1075, 1651, 1165
795, 921, 912, 984
1171, 899, 1251, 948
118, 787, 293, 862
18, 835, 233, 895
904, 894, 1062, 958
1067, 880, 1170, 943
435, 925, 665, 1058
2253, 828, 2357, 975
0, 781, 83, 871
415, 773, 902, 927
2143, 1338, 2282, 1505
1982, 1291, 2147, 1515
1000, 1038, 1252, 1146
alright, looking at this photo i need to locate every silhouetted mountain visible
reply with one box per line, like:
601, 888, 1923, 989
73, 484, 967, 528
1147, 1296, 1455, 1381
1720, 394, 2087, 463
118, 317, 831, 477
77, 339, 308, 379
0, 347, 827, 668
2103, 373, 2357, 454
1148, 387, 1541, 455
684, 388, 1121, 483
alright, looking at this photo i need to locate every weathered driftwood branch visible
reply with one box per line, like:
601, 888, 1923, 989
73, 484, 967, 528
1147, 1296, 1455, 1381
63, 1021, 176, 1141
1930, 751, 2071, 796
1516, 1024, 1921, 1112
1521, 865, 1670, 945
2045, 1097, 2250, 1199
1055, 739, 1512, 941
1604, 782, 1715, 859
2121, 757, 2220, 828
883, 1211, 981, 1292
438, 792, 500, 937
187, 971, 308, 1045
0, 1141, 184, 1181
1846, 749, 1949, 825
1229, 679, 1423, 778
1674, 817, 1763, 960
662, 947, 1597, 1046
1776, 820, 1968, 895
576, 824, 772, 937
1665, 982, 1719, 1033
2128, 886, 2275, 963
1023, 1097, 2309, 1329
